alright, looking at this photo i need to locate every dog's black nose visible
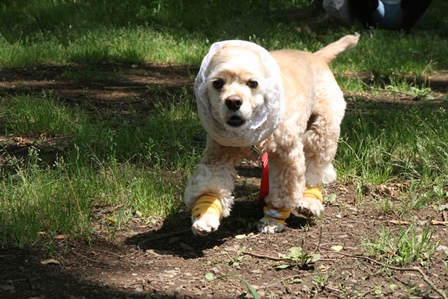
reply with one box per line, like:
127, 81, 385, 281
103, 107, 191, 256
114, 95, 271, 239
225, 95, 243, 111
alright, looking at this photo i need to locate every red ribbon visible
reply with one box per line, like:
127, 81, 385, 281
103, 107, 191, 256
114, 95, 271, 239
258, 151, 269, 208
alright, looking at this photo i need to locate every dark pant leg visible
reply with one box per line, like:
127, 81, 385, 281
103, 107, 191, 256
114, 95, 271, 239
400, 0, 432, 31
348, 0, 380, 28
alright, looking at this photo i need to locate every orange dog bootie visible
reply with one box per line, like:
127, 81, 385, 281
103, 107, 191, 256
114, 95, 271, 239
191, 193, 222, 220
303, 186, 323, 202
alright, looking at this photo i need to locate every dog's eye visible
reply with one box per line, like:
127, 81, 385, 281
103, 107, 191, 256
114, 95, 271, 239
213, 79, 225, 90
247, 80, 258, 89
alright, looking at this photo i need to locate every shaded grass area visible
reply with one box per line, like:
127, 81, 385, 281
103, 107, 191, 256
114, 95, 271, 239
0, 0, 447, 76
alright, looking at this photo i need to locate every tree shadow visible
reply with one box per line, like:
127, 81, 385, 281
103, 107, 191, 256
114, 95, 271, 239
0, 246, 197, 299
126, 202, 313, 259
125, 163, 314, 259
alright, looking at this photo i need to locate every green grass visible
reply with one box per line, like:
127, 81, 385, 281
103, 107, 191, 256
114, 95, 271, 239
1, 0, 448, 249
338, 102, 448, 182
1, 0, 447, 72
0, 93, 202, 246
337, 100, 448, 220
362, 224, 439, 267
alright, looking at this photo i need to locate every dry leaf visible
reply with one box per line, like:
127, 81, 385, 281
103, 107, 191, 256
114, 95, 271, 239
41, 259, 60, 265
331, 245, 343, 252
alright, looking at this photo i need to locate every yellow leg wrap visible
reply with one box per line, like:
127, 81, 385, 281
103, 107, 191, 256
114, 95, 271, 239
303, 186, 323, 202
192, 193, 222, 220
263, 203, 291, 225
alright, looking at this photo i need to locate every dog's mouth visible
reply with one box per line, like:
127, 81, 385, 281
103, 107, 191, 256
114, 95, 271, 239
226, 115, 246, 127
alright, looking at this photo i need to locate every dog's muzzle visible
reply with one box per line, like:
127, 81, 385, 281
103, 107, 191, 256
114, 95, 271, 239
225, 95, 242, 111
225, 95, 246, 127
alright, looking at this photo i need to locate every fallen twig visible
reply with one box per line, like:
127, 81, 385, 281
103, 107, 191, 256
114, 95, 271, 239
389, 220, 411, 225
245, 250, 341, 263
244, 251, 284, 261
71, 250, 101, 264
432, 220, 448, 225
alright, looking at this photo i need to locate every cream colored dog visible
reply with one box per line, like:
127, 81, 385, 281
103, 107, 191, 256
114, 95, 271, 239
184, 34, 359, 236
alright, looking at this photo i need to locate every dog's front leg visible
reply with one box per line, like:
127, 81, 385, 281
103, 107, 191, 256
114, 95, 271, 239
184, 138, 248, 236
184, 162, 236, 236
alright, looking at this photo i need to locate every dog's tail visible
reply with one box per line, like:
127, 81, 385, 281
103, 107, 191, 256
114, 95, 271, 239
314, 33, 360, 63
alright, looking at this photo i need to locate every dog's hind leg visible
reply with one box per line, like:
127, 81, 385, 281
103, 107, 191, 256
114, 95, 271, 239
303, 113, 340, 186
257, 144, 307, 233
301, 92, 346, 216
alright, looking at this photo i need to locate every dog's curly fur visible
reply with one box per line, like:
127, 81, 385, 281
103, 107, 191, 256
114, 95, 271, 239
185, 34, 360, 236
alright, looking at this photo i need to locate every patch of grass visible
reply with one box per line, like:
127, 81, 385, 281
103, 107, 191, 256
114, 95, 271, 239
0, 148, 93, 247
362, 224, 439, 267
337, 102, 448, 214
312, 269, 334, 292
1, 0, 447, 81
1, 94, 83, 135
0, 91, 202, 247
277, 246, 321, 269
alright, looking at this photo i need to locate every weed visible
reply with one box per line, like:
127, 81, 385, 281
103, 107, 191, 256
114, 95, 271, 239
224, 246, 247, 268
362, 224, 439, 267
384, 76, 434, 100
312, 269, 334, 291
277, 246, 320, 269
206, 273, 260, 299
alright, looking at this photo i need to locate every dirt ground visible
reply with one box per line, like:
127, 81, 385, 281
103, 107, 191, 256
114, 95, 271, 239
0, 63, 448, 299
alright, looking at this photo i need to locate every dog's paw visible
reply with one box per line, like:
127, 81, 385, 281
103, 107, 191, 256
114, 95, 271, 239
296, 197, 324, 217
257, 217, 286, 234
192, 213, 220, 236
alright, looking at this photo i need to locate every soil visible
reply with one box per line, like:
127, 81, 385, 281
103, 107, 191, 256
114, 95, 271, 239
1, 63, 448, 299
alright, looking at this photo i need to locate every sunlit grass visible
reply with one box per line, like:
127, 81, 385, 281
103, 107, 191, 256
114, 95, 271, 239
336, 100, 448, 217
1, 0, 447, 82
362, 224, 439, 267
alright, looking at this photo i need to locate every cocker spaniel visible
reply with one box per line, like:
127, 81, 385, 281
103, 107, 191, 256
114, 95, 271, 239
184, 34, 359, 235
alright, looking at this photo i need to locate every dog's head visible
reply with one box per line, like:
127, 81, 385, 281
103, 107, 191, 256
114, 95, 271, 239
195, 40, 284, 147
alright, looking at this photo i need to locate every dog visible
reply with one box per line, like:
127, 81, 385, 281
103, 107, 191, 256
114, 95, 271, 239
184, 34, 359, 236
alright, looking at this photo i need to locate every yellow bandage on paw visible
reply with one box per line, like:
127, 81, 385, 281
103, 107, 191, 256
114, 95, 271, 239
192, 193, 222, 220
303, 186, 323, 202
263, 203, 291, 225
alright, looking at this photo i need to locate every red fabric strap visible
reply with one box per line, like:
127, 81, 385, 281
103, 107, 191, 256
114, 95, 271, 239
258, 151, 269, 208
